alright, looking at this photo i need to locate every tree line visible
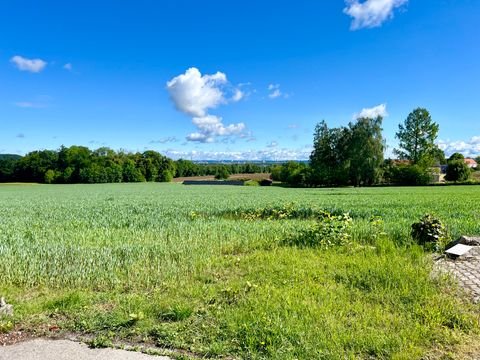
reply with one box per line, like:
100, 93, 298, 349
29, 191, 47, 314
1, 107, 477, 186
272, 108, 478, 187
0, 146, 270, 184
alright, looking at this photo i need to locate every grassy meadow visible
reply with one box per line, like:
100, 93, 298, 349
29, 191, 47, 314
1, 183, 480, 359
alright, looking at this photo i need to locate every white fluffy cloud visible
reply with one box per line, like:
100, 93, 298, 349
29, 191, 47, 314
437, 136, 480, 157
167, 67, 227, 117
63, 63, 73, 71
187, 115, 246, 143
167, 68, 247, 143
355, 103, 388, 119
344, 0, 408, 30
10, 55, 47, 73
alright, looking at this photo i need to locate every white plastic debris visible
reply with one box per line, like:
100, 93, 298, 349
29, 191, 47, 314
445, 244, 473, 257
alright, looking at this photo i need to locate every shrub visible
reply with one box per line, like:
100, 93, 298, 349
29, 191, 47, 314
390, 164, 431, 185
244, 180, 260, 186
445, 160, 471, 182
411, 214, 447, 251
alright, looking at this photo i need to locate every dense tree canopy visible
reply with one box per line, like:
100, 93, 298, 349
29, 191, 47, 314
309, 116, 385, 187
0, 146, 271, 184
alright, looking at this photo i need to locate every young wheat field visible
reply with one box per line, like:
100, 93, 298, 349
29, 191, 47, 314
1, 183, 480, 359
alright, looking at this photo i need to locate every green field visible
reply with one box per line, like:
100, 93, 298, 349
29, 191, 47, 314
1, 184, 480, 359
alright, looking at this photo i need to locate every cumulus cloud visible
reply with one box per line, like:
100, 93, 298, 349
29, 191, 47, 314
167, 67, 227, 117
267, 141, 278, 148
167, 67, 247, 143
16, 133, 25, 138
10, 55, 47, 73
63, 63, 73, 71
344, 0, 408, 30
354, 103, 388, 119
187, 115, 246, 143
437, 136, 480, 158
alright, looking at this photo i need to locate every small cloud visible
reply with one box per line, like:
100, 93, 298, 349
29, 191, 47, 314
266, 141, 278, 148
16, 133, 25, 138
268, 84, 282, 99
268, 84, 290, 99
344, 0, 408, 30
10, 55, 47, 73
288, 124, 300, 129
354, 103, 388, 119
149, 137, 179, 144
63, 63, 73, 71
231, 88, 244, 102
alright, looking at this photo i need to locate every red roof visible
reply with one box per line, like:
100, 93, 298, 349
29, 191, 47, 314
465, 158, 478, 165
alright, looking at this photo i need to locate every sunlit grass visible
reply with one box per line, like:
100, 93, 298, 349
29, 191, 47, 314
1, 183, 479, 358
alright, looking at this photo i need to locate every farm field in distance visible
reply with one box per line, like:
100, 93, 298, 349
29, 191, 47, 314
1, 183, 480, 359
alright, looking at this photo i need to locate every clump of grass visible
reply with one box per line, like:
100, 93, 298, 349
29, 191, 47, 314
284, 212, 352, 248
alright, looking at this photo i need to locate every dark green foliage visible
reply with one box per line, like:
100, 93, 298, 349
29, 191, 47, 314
0, 147, 274, 184
0, 146, 176, 184
174, 159, 270, 178
214, 165, 230, 180
445, 159, 471, 182
0, 155, 21, 182
386, 163, 432, 185
394, 108, 439, 165
347, 117, 385, 186
309, 121, 350, 186
448, 152, 465, 161
158, 169, 174, 182
309, 117, 384, 187
411, 214, 447, 249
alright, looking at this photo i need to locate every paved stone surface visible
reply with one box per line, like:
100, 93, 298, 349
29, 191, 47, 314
0, 339, 171, 360
435, 246, 480, 303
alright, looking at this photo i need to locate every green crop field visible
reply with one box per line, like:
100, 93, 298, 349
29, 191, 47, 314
1, 183, 480, 359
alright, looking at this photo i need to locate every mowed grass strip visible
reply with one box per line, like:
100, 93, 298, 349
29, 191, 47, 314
1, 183, 479, 359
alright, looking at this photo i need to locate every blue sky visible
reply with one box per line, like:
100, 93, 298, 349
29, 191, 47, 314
1, 0, 479, 160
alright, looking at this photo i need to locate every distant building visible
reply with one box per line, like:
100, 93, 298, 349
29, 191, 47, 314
465, 158, 478, 168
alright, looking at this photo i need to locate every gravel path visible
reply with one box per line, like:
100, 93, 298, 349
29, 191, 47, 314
0, 339, 172, 360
